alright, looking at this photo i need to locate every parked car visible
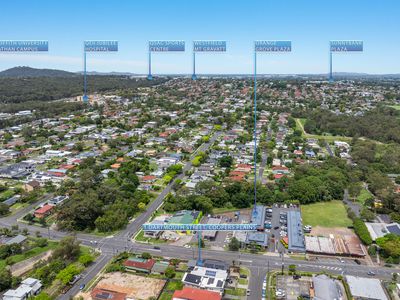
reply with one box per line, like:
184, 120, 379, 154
354, 259, 361, 265
367, 271, 376, 276
276, 289, 286, 298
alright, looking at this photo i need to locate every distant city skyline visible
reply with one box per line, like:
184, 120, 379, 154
0, 0, 399, 74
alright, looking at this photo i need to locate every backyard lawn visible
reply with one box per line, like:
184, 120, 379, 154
301, 200, 352, 228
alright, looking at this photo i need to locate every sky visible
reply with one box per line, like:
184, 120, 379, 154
0, 0, 399, 75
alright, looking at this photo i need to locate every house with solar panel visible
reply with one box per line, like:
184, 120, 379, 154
182, 266, 228, 294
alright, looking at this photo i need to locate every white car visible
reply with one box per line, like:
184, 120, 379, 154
276, 289, 286, 298
184, 244, 191, 249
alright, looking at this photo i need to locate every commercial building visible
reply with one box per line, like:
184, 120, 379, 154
287, 210, 305, 252
345, 275, 388, 300
312, 274, 343, 300
251, 205, 266, 231
202, 217, 221, 241
305, 235, 366, 257
245, 232, 269, 248
168, 210, 202, 234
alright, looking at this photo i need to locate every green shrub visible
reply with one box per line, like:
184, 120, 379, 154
353, 218, 372, 245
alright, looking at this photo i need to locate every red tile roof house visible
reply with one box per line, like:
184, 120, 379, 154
140, 175, 157, 183
274, 174, 285, 180
229, 174, 245, 182
59, 164, 75, 170
123, 257, 155, 273
173, 287, 221, 300
34, 204, 54, 219
159, 132, 170, 138
272, 166, 290, 175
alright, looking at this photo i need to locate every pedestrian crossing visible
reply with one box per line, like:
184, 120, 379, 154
274, 262, 342, 271
297, 263, 342, 271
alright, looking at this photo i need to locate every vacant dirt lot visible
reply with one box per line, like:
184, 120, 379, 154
310, 226, 354, 237
78, 272, 166, 300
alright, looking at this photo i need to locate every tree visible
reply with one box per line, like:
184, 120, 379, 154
361, 208, 376, 222
376, 234, 400, 258
0, 203, 10, 216
78, 254, 94, 266
165, 267, 176, 279
35, 238, 48, 248
56, 264, 82, 285
141, 252, 152, 259
219, 156, 233, 168
248, 241, 261, 253
288, 264, 296, 274
0, 269, 12, 291
228, 237, 240, 251
138, 202, 146, 211
52, 236, 81, 261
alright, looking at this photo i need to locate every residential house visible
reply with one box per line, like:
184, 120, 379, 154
91, 288, 127, 300
123, 257, 155, 273
172, 287, 221, 300
34, 204, 54, 219
181, 266, 228, 294
3, 278, 42, 300
23, 180, 40, 192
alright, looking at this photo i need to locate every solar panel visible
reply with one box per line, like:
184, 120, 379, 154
95, 292, 112, 300
184, 274, 201, 284
205, 270, 217, 277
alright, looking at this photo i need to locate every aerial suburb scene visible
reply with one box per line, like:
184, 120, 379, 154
0, 1, 399, 300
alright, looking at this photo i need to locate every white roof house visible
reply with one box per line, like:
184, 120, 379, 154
182, 266, 228, 294
3, 278, 42, 300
